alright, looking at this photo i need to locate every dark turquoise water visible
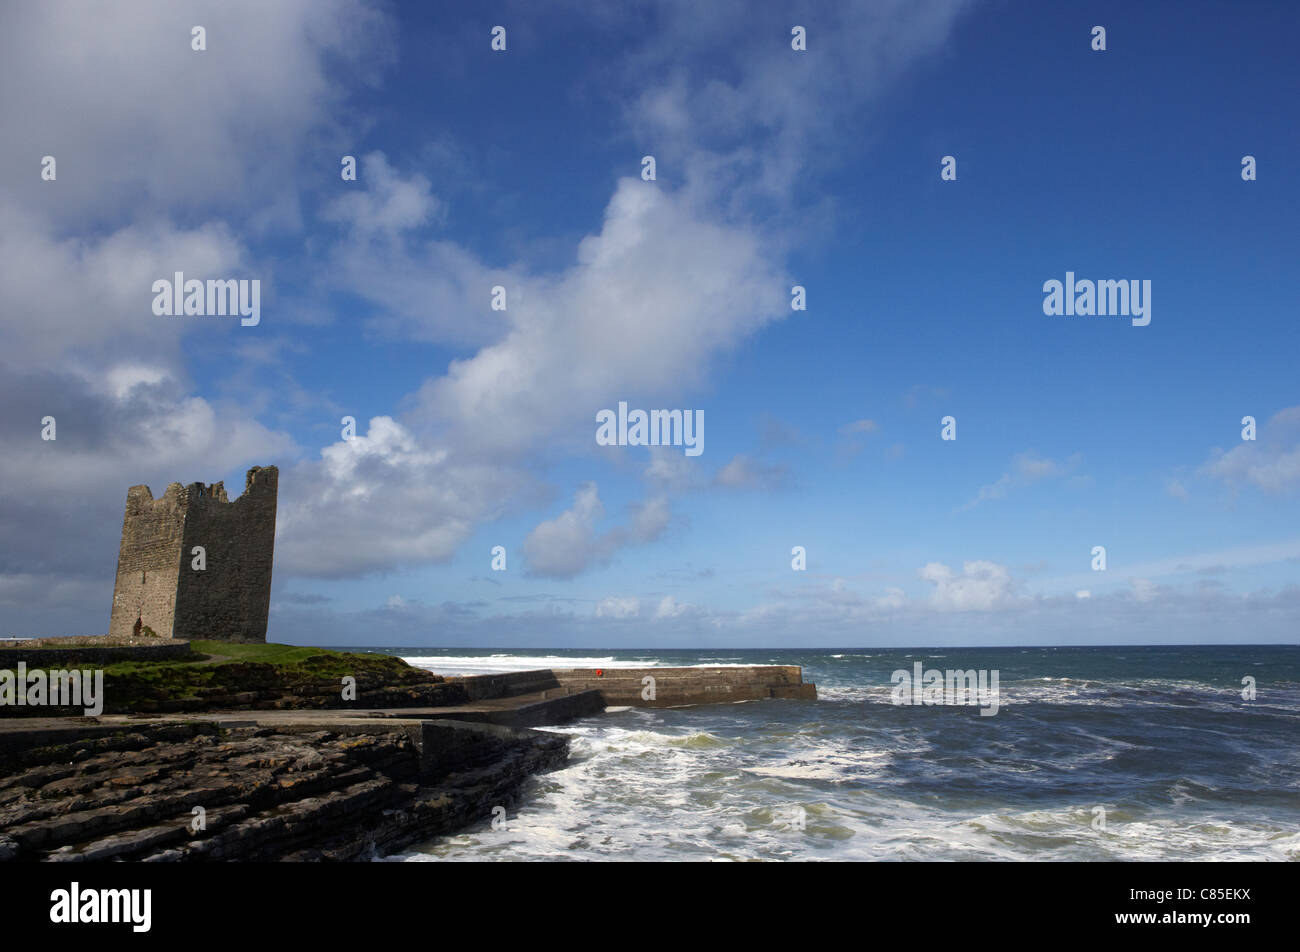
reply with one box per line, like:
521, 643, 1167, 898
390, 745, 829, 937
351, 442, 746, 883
346, 645, 1300, 860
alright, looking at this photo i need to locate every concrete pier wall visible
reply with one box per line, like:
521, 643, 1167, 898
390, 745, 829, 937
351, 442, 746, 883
547, 665, 817, 707
455, 669, 563, 702
445, 665, 816, 710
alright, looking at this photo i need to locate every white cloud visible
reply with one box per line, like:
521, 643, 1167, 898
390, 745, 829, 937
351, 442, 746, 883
322, 151, 440, 235
520, 483, 671, 579
618, 0, 976, 216
407, 178, 789, 457
0, 365, 294, 500
317, 151, 509, 348
654, 595, 690, 618
276, 416, 526, 577
645, 447, 787, 494
714, 454, 787, 490
0, 204, 248, 369
877, 587, 907, 610
522, 483, 607, 579
1014, 453, 1067, 481
963, 451, 1083, 509
629, 494, 673, 540
0, 0, 395, 226
1131, 578, 1160, 603
596, 596, 640, 619
919, 560, 1017, 611
1202, 407, 1300, 493
645, 447, 696, 490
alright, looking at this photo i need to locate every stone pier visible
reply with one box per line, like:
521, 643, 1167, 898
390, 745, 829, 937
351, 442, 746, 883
546, 665, 817, 707
439, 664, 818, 715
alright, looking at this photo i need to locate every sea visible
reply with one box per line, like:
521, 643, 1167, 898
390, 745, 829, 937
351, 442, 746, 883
343, 645, 1300, 861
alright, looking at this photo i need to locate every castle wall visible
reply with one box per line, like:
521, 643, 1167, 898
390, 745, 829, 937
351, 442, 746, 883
173, 466, 277, 643
107, 467, 278, 643
107, 483, 188, 639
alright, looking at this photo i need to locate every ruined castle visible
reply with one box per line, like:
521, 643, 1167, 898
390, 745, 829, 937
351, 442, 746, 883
108, 466, 278, 643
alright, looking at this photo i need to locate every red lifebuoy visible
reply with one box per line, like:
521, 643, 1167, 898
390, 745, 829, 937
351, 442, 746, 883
595, 669, 604, 677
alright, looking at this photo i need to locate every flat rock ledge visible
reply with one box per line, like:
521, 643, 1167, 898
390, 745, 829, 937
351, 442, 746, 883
0, 718, 567, 861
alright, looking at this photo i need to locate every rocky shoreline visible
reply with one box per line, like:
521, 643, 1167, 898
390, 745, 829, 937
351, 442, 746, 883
0, 717, 567, 861
0, 645, 817, 861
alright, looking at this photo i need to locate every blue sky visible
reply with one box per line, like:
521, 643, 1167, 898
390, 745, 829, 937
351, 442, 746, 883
2, 0, 1297, 646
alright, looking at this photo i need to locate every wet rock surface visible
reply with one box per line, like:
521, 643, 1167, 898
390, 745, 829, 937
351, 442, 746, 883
0, 720, 567, 861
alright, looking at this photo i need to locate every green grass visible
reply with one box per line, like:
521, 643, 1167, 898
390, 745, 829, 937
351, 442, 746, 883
102, 641, 381, 675
189, 640, 355, 664
0, 642, 445, 715
92, 643, 435, 712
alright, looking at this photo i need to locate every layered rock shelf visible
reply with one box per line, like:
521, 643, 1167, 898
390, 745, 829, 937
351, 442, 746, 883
0, 718, 566, 862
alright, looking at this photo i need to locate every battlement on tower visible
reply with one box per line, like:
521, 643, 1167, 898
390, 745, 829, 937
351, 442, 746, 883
108, 466, 278, 643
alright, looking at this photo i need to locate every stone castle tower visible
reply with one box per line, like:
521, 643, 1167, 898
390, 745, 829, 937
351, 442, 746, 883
108, 466, 278, 643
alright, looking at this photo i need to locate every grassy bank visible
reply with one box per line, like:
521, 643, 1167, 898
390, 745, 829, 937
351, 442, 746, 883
2, 642, 465, 715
